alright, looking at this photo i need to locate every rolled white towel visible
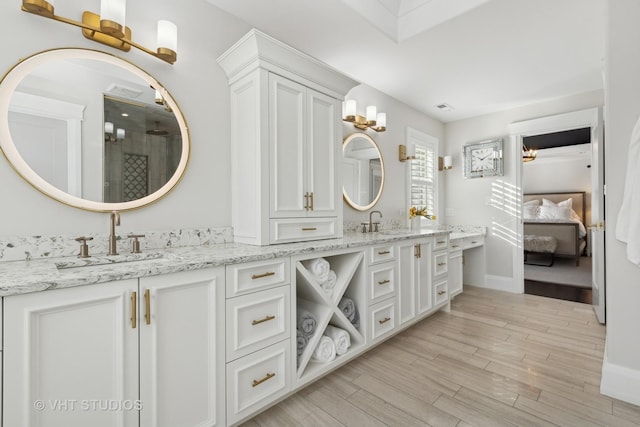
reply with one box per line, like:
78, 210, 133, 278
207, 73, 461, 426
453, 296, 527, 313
321, 270, 337, 291
324, 324, 351, 356
307, 258, 330, 283
311, 335, 336, 363
296, 308, 317, 337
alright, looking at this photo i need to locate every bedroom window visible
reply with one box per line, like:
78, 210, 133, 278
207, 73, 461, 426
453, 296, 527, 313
406, 128, 438, 224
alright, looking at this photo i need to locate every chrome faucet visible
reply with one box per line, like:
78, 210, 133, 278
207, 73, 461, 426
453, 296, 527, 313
369, 210, 382, 232
108, 211, 120, 256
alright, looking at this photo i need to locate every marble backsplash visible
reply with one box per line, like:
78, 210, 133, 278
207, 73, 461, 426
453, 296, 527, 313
0, 227, 233, 262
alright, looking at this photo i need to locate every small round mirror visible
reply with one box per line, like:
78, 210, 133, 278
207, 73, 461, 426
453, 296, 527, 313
0, 48, 189, 212
342, 132, 385, 211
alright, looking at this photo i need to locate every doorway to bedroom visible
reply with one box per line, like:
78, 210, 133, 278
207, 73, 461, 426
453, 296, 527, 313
522, 128, 593, 304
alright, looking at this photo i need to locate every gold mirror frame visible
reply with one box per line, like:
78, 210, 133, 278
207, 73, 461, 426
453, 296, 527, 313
0, 48, 190, 212
342, 132, 385, 211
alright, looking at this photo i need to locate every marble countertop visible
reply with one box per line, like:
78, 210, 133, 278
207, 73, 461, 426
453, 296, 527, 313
0, 228, 482, 298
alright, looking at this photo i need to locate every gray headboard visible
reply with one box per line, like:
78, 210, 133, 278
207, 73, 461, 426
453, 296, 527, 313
523, 191, 586, 224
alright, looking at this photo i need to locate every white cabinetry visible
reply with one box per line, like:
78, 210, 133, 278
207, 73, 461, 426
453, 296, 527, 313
397, 237, 433, 325
217, 29, 358, 245
225, 257, 292, 426
3, 268, 225, 427
367, 243, 397, 343
448, 238, 464, 297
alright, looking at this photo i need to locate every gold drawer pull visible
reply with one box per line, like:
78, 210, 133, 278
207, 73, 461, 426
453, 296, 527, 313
378, 279, 391, 285
251, 271, 276, 280
252, 372, 276, 387
377, 250, 391, 255
471, 241, 478, 244
131, 291, 137, 329
438, 290, 446, 295
437, 240, 446, 244
451, 245, 460, 248
144, 289, 151, 325
379, 317, 391, 325
252, 315, 276, 326
438, 262, 447, 266
301, 227, 317, 231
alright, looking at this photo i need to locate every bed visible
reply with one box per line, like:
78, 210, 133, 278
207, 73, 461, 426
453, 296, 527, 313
523, 191, 588, 266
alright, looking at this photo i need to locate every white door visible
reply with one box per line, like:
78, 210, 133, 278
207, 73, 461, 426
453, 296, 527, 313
269, 74, 306, 218
591, 108, 606, 323
3, 280, 139, 427
139, 268, 225, 427
416, 239, 434, 315
306, 88, 339, 217
397, 240, 417, 325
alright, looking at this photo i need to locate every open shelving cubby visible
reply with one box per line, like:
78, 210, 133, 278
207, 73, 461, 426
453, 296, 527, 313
294, 249, 366, 385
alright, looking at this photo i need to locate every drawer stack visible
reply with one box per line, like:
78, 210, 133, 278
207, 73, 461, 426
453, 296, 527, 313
367, 243, 397, 343
225, 258, 292, 425
432, 234, 450, 306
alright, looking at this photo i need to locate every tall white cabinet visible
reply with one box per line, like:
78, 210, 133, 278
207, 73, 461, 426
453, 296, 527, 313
3, 268, 225, 427
217, 29, 359, 245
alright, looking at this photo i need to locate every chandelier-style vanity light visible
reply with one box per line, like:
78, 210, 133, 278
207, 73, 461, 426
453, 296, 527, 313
522, 143, 537, 162
342, 100, 386, 132
21, 0, 178, 64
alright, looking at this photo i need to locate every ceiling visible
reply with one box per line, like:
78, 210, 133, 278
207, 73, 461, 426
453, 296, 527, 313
207, 0, 605, 123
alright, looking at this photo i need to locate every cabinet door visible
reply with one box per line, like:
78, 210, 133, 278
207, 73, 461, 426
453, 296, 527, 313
449, 251, 463, 297
269, 73, 307, 218
397, 240, 417, 325
4, 280, 139, 427
306, 88, 339, 217
416, 239, 433, 315
139, 268, 225, 427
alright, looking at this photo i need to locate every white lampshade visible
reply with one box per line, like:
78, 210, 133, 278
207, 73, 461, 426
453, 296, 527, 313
116, 128, 125, 139
155, 90, 163, 105
366, 105, 377, 122
344, 100, 356, 118
157, 20, 178, 53
443, 155, 452, 168
376, 112, 386, 128
104, 121, 114, 134
100, 0, 126, 27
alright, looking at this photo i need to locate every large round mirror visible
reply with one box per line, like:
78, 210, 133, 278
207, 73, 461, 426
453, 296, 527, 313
0, 48, 189, 212
342, 132, 385, 211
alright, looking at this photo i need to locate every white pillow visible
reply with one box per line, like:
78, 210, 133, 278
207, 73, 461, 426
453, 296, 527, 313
523, 206, 538, 219
524, 199, 540, 207
537, 206, 572, 220
542, 197, 572, 209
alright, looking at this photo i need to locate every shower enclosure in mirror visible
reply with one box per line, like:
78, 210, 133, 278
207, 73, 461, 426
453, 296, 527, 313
342, 132, 385, 211
0, 48, 189, 212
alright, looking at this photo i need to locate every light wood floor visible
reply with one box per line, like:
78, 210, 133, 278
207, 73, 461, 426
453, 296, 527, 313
242, 286, 640, 427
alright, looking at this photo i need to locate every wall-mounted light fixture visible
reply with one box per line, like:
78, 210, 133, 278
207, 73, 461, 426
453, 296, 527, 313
21, 0, 178, 65
522, 143, 537, 162
104, 121, 125, 142
398, 143, 415, 162
342, 100, 386, 132
439, 155, 452, 171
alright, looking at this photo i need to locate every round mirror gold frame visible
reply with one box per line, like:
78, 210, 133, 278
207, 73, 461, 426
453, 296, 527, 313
342, 132, 385, 211
0, 48, 190, 212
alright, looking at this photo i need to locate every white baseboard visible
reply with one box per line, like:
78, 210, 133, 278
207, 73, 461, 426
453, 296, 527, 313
601, 351, 640, 406
483, 274, 519, 293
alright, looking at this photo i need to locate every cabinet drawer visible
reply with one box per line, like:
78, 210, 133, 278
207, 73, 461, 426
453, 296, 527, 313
369, 263, 395, 304
433, 252, 448, 276
270, 218, 338, 244
226, 286, 291, 361
434, 279, 448, 306
449, 238, 463, 252
369, 244, 395, 265
464, 235, 485, 249
226, 340, 291, 425
369, 299, 396, 343
433, 235, 449, 251
226, 258, 290, 298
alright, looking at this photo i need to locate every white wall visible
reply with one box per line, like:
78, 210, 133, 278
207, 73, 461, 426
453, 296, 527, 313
600, 0, 640, 405
444, 90, 603, 283
523, 149, 592, 226
0, 0, 252, 236
342, 84, 444, 227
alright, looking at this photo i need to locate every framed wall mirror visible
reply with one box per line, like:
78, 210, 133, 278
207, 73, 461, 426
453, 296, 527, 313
342, 132, 385, 211
0, 48, 189, 212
